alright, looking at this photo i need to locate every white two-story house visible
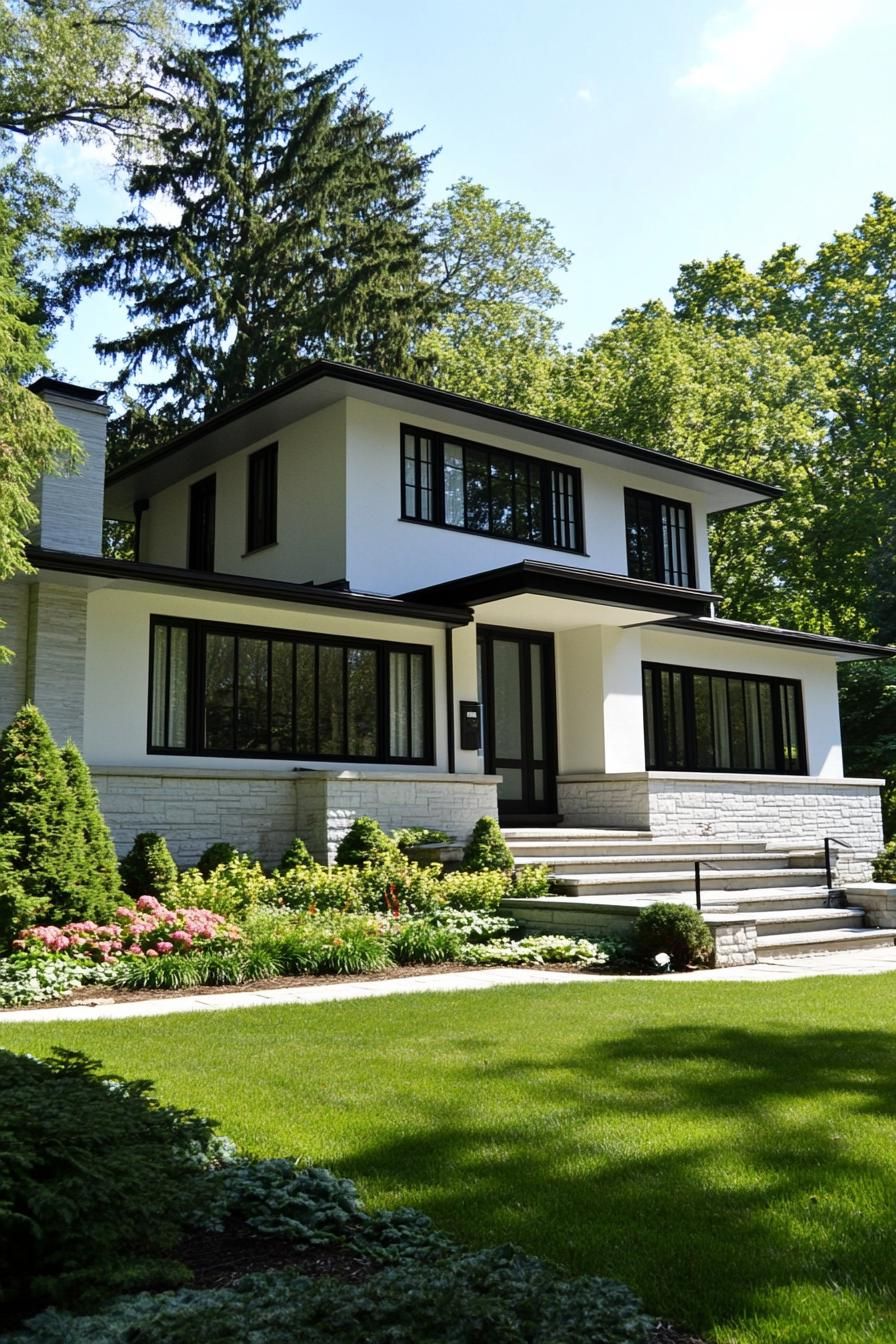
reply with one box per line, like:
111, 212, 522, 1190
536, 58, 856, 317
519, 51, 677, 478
2, 363, 891, 874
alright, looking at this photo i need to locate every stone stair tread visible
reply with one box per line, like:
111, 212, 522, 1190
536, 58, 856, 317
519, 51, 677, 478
756, 928, 896, 949
556, 867, 825, 886
517, 851, 824, 868
750, 906, 865, 925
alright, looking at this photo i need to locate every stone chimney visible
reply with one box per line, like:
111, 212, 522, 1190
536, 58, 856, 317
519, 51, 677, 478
29, 378, 111, 556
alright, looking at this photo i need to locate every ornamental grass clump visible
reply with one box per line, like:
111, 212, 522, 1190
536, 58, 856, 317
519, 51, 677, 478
632, 901, 714, 971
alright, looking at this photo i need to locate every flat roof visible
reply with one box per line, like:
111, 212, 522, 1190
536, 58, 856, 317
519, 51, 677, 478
104, 360, 783, 516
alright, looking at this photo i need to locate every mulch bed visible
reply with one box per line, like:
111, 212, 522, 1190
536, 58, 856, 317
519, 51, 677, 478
178, 1222, 709, 1342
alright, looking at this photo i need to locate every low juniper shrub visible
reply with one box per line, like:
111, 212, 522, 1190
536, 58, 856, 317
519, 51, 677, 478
0, 1048, 216, 1322
632, 901, 714, 971
462, 816, 514, 872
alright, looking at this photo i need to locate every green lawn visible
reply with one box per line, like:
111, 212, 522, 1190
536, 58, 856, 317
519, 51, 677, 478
4, 977, 896, 1344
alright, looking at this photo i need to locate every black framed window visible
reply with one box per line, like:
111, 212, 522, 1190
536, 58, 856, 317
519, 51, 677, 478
625, 489, 695, 586
642, 662, 806, 775
246, 443, 278, 552
401, 425, 584, 554
188, 474, 216, 572
149, 616, 433, 764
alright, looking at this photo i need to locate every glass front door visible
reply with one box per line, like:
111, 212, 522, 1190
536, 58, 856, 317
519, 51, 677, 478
478, 628, 556, 818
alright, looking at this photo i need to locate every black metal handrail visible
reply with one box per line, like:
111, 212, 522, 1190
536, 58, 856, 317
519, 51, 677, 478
694, 860, 722, 912
823, 835, 854, 903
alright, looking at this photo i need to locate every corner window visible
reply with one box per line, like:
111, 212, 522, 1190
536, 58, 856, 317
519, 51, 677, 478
149, 616, 433, 764
642, 662, 806, 774
401, 425, 584, 554
246, 443, 278, 552
625, 489, 695, 587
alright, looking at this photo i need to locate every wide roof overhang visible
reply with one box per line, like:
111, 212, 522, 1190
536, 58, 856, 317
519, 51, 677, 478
103, 360, 782, 518
24, 548, 472, 628
648, 615, 896, 663
404, 560, 718, 631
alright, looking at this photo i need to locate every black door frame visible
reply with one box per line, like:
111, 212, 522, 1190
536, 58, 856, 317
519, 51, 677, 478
477, 625, 558, 819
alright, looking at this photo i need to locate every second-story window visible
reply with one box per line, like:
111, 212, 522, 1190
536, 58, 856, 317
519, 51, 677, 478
401, 426, 584, 554
247, 443, 278, 552
188, 474, 216, 572
624, 488, 695, 587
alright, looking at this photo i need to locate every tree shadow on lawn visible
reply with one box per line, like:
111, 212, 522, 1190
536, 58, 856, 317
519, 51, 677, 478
338, 1025, 896, 1339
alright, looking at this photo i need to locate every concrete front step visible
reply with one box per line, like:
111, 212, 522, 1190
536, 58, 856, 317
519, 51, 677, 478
519, 851, 825, 877
553, 867, 827, 897
506, 836, 774, 858
756, 927, 896, 958
502, 828, 651, 842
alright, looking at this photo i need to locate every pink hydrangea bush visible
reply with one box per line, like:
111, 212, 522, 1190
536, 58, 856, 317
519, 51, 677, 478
14, 895, 241, 963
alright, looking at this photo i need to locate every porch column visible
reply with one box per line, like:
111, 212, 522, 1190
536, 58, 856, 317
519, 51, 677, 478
600, 626, 646, 772
450, 621, 482, 774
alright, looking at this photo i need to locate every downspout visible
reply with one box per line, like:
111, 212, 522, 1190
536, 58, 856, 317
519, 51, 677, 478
445, 626, 455, 775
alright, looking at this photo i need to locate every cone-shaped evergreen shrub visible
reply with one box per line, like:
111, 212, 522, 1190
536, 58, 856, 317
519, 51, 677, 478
197, 842, 239, 877
61, 741, 123, 921
0, 834, 43, 950
280, 836, 314, 871
0, 704, 87, 925
120, 832, 179, 899
335, 817, 401, 868
462, 816, 514, 872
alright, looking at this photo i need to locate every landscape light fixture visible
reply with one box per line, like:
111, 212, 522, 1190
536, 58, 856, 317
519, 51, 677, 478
653, 952, 671, 971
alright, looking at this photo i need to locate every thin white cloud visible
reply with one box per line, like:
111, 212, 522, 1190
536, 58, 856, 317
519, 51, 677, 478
676, 0, 867, 96
576, 87, 592, 103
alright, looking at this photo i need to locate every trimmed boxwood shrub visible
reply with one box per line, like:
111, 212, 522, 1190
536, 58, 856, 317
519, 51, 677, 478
119, 831, 179, 899
335, 817, 401, 868
632, 901, 714, 971
462, 816, 514, 872
0, 1048, 216, 1321
197, 842, 239, 877
279, 837, 314, 871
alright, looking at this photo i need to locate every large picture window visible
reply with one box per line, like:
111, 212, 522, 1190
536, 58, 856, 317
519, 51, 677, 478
402, 425, 584, 554
625, 488, 695, 587
149, 617, 433, 764
642, 662, 806, 775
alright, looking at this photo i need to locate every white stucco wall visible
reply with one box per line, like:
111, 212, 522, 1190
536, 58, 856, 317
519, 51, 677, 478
82, 586, 451, 771
343, 398, 714, 595
140, 401, 347, 585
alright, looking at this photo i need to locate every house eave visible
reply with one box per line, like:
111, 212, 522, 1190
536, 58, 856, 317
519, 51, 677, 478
23, 547, 472, 628
648, 615, 896, 661
103, 360, 782, 517
403, 560, 720, 621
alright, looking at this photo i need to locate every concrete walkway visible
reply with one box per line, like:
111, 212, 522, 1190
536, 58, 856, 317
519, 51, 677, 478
2, 947, 896, 1022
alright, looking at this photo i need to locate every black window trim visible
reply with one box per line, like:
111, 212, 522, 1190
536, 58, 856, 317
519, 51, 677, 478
400, 422, 586, 556
147, 614, 434, 766
187, 472, 217, 573
246, 442, 278, 554
625, 487, 696, 588
642, 659, 808, 776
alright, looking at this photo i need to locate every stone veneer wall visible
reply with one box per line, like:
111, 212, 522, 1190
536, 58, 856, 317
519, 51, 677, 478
91, 767, 499, 867
558, 772, 884, 882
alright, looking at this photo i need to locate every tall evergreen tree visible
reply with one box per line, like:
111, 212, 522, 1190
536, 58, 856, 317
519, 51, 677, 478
61, 741, 124, 915
65, 0, 434, 425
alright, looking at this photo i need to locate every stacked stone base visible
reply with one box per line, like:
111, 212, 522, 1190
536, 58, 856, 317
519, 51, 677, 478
557, 771, 884, 883
92, 767, 499, 867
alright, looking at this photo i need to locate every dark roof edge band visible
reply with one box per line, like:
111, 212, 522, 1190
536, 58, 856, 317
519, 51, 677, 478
25, 548, 472, 627
653, 615, 896, 659
105, 359, 783, 501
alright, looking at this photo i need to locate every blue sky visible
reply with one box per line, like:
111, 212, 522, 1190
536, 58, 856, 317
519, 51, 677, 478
43, 0, 896, 388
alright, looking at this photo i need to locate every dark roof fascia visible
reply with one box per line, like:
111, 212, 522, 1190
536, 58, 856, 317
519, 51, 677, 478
105, 359, 783, 503
652, 615, 896, 660
404, 560, 720, 619
25, 548, 472, 628
29, 377, 105, 403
